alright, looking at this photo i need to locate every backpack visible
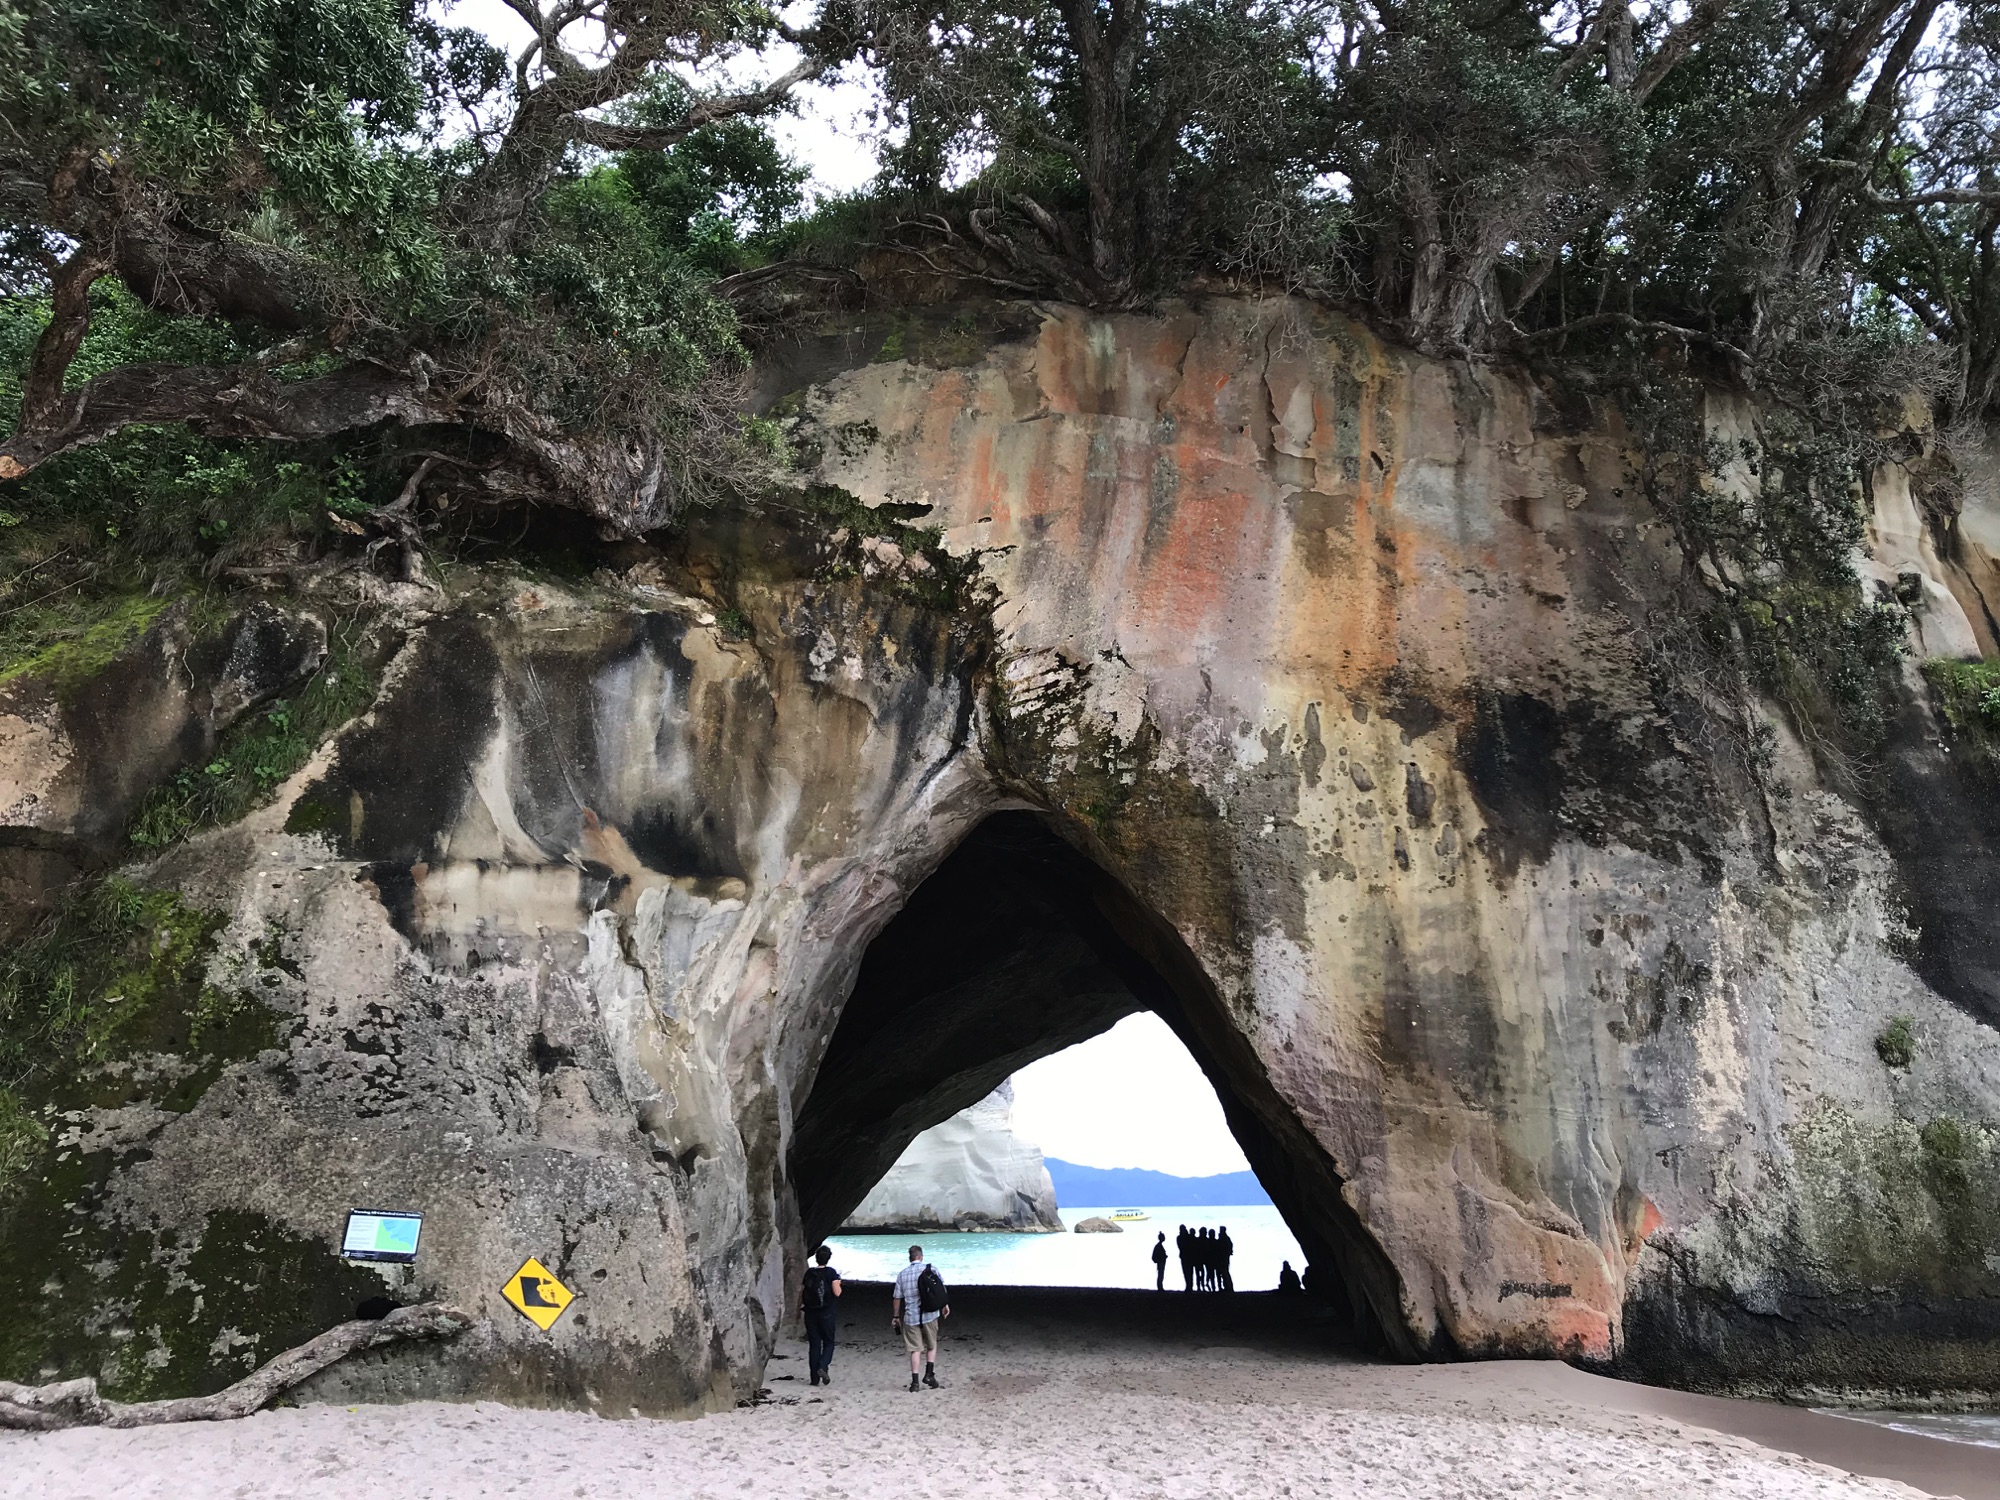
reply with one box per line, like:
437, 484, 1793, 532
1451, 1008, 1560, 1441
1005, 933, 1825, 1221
916, 1263, 948, 1314
802, 1267, 831, 1312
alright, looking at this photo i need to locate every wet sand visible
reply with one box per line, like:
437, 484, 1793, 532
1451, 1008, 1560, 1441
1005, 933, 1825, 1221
4, 1285, 1987, 1499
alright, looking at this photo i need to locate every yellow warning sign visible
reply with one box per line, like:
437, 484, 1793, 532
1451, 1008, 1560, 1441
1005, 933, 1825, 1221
502, 1257, 575, 1331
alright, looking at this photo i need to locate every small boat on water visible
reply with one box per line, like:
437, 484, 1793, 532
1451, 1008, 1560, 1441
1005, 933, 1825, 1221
1109, 1208, 1149, 1222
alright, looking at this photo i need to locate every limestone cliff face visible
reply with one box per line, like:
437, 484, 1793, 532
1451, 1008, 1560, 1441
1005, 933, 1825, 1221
842, 1081, 1061, 1232
3, 297, 1998, 1412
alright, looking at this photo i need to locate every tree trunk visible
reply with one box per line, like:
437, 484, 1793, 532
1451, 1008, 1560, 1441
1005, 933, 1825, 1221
0, 1303, 470, 1432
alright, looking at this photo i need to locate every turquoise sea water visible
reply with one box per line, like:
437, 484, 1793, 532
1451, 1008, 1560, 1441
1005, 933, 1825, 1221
824, 1204, 1304, 1291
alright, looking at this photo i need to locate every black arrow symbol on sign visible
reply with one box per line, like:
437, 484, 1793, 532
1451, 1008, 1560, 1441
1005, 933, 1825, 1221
518, 1276, 561, 1308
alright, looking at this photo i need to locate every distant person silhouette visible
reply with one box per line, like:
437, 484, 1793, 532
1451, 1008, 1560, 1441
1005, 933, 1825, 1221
800, 1244, 842, 1385
1176, 1225, 1193, 1292
1277, 1260, 1303, 1295
1151, 1231, 1168, 1290
1197, 1227, 1214, 1290
1217, 1226, 1235, 1292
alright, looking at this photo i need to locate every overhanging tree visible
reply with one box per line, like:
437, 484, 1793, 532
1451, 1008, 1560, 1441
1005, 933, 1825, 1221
0, 0, 848, 530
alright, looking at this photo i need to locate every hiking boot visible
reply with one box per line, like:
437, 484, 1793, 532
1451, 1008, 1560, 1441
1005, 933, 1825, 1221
820, 1370, 831, 1386
908, 1374, 921, 1392
923, 1365, 940, 1389
809, 1369, 821, 1386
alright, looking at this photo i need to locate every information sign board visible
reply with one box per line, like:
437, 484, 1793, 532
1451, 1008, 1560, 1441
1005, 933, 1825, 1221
341, 1210, 424, 1263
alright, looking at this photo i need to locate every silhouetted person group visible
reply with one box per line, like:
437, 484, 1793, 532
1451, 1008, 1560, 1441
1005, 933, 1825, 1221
1174, 1223, 1233, 1291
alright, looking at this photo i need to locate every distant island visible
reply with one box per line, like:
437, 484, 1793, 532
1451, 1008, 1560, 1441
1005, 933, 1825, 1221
1043, 1159, 1272, 1208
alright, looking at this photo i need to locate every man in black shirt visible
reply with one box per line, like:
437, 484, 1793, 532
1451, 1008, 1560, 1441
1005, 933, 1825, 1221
1151, 1231, 1168, 1290
800, 1244, 843, 1385
1216, 1226, 1234, 1292
1176, 1225, 1193, 1292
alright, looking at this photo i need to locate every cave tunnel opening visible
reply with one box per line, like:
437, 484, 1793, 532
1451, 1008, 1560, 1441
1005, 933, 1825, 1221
789, 810, 1408, 1353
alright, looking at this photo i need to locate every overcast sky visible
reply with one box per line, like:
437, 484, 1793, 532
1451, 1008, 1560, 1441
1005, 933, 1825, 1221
446, 0, 886, 196
1010, 1013, 1253, 1179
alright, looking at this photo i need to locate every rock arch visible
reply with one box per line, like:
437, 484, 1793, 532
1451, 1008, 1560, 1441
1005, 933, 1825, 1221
4, 295, 1998, 1413
789, 808, 1407, 1350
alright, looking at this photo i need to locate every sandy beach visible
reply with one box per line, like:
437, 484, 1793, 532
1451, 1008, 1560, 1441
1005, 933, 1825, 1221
5, 1286, 1987, 1500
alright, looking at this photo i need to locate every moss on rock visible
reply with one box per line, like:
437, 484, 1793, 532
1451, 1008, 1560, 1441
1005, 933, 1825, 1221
1787, 1095, 2000, 1295
127, 616, 381, 850
1922, 659, 2000, 776
0, 880, 287, 1198
0, 878, 336, 1397
0, 1192, 385, 1398
0, 591, 174, 695
1875, 1014, 1917, 1069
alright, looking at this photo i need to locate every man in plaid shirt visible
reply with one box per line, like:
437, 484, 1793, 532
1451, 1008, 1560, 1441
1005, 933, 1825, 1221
891, 1244, 949, 1390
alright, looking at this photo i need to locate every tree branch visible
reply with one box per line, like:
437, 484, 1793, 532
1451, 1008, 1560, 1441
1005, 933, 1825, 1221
1550, 1, 1618, 88
1866, 187, 2000, 209
1630, 0, 1735, 103
1, 359, 447, 483
567, 55, 825, 152
15, 244, 109, 438
1514, 311, 1751, 363
0, 1303, 471, 1432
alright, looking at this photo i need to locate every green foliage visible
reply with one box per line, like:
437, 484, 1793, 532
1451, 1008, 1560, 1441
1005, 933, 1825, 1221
612, 120, 809, 277
2, 0, 471, 299
4, 0, 819, 531
0, 283, 397, 581
1923, 658, 2000, 750
0, 589, 173, 692
1619, 358, 1916, 767
868, 0, 1342, 296
0, 1089, 44, 1207
1876, 1015, 1917, 1070
0, 881, 221, 1093
467, 168, 747, 436
128, 621, 379, 849
783, 483, 984, 613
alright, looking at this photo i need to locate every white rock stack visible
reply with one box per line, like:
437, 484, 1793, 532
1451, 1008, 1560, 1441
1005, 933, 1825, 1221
842, 1081, 1063, 1232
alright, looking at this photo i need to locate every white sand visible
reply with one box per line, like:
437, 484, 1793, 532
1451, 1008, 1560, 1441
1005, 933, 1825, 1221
3, 1303, 1937, 1500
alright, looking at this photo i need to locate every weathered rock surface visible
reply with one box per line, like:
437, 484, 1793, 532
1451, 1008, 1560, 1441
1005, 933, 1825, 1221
0, 601, 324, 937
841, 1080, 1061, 1232
2, 297, 1998, 1413
1073, 1217, 1122, 1234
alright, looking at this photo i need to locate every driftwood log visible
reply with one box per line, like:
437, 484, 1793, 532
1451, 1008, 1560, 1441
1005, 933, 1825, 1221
0, 1302, 470, 1432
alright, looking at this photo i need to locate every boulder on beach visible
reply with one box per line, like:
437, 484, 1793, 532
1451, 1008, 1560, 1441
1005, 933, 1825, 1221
1074, 1216, 1122, 1234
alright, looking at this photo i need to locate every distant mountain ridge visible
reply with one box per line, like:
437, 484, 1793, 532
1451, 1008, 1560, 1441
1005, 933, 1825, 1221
1043, 1159, 1272, 1208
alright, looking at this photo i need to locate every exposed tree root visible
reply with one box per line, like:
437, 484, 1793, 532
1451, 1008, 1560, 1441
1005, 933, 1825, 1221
0, 1302, 470, 1432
